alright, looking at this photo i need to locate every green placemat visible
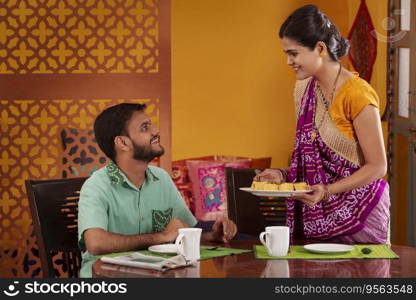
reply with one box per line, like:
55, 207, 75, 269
97, 246, 252, 261
254, 244, 399, 260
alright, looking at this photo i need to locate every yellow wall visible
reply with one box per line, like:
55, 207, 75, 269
171, 0, 388, 167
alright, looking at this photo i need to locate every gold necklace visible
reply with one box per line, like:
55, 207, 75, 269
311, 63, 342, 142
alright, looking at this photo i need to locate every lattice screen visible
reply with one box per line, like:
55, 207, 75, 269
0, 0, 171, 277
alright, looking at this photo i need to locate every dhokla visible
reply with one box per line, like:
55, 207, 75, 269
293, 182, 309, 190
278, 183, 294, 191
251, 181, 266, 190
263, 183, 279, 190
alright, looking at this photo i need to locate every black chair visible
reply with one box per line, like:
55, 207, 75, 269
25, 177, 88, 278
226, 168, 286, 238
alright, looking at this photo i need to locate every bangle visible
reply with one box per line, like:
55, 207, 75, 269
322, 184, 331, 201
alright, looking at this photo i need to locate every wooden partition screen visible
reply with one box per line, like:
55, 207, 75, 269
0, 0, 171, 277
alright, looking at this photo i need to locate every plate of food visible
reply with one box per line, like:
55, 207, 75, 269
240, 182, 311, 197
303, 243, 354, 254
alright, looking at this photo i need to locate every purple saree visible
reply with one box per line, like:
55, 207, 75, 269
286, 78, 389, 243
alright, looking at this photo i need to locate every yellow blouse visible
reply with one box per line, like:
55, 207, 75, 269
328, 75, 380, 140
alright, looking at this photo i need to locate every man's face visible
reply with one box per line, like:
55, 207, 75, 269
125, 111, 165, 162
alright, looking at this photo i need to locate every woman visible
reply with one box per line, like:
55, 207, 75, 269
255, 5, 390, 244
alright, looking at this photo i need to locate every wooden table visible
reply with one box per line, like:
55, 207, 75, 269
92, 240, 416, 278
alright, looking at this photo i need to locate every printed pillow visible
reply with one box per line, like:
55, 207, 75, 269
171, 156, 222, 213
176, 184, 194, 214
186, 159, 251, 221
172, 160, 194, 213
223, 159, 252, 169
171, 160, 189, 185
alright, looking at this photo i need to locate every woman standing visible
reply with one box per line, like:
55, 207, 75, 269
255, 5, 390, 244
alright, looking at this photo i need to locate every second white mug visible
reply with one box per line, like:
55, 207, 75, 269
259, 226, 289, 257
175, 228, 202, 262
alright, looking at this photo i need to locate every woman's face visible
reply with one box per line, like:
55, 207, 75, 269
282, 37, 322, 80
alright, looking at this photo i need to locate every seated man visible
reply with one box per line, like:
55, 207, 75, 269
78, 103, 237, 277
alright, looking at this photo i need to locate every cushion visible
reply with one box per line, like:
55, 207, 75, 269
186, 159, 251, 221
172, 156, 271, 216
171, 160, 194, 213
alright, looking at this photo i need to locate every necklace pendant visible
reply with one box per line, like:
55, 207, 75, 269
311, 130, 317, 142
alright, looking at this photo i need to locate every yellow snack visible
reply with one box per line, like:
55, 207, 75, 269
293, 182, 309, 190
278, 183, 294, 191
251, 181, 266, 190
251, 181, 280, 190
263, 183, 279, 190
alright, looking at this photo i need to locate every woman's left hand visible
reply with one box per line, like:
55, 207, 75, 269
291, 184, 327, 207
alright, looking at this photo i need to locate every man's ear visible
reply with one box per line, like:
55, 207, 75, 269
114, 136, 131, 152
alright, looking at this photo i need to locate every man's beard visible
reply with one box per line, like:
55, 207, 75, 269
132, 141, 165, 162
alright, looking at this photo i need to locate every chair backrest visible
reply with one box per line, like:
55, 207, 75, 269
226, 168, 286, 237
25, 177, 88, 278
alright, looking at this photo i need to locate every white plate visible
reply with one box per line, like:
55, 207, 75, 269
148, 244, 178, 254
239, 187, 312, 197
303, 243, 354, 254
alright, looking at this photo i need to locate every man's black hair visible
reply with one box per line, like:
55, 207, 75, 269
94, 103, 147, 161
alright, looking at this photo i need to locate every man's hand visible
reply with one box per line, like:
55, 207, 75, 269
205, 217, 237, 243
83, 218, 191, 255
161, 218, 190, 242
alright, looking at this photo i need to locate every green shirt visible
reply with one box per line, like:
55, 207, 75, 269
78, 161, 197, 277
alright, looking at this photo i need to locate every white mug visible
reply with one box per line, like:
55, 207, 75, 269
175, 228, 202, 261
259, 226, 289, 257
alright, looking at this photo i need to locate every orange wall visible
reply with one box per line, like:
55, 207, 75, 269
171, 0, 388, 167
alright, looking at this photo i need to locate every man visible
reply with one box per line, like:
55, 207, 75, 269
78, 103, 237, 277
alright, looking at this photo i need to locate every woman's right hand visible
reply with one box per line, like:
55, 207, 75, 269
253, 169, 285, 184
